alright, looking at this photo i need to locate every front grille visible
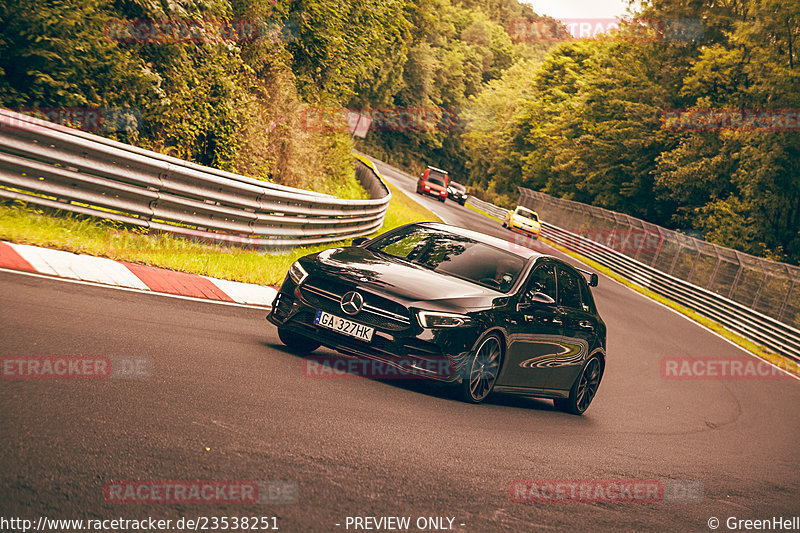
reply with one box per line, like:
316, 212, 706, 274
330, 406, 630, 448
299, 279, 412, 332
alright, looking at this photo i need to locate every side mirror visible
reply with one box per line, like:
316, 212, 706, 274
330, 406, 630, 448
517, 292, 555, 311
531, 292, 556, 304
351, 237, 368, 246
589, 273, 599, 287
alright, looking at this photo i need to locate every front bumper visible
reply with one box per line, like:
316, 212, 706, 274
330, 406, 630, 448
268, 281, 475, 382
509, 223, 540, 239
448, 194, 467, 203
421, 187, 447, 200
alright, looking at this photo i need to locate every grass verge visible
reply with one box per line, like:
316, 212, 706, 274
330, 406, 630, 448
0, 180, 441, 286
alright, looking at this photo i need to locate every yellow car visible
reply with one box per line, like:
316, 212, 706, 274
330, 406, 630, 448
503, 206, 541, 239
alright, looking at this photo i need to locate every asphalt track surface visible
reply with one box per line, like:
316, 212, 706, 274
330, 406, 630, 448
1, 158, 799, 532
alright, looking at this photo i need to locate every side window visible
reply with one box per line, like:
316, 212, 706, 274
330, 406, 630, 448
556, 266, 584, 310
524, 263, 556, 302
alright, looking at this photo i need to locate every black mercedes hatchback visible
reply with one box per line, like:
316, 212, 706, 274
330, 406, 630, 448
268, 222, 606, 415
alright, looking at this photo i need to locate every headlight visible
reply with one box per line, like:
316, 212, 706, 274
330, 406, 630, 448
417, 311, 470, 328
288, 261, 309, 285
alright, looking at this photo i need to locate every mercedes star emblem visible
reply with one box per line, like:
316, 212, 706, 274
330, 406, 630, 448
340, 291, 364, 315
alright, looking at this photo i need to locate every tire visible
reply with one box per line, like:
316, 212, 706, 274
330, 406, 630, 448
502, 222, 507, 228
278, 326, 321, 353
554, 356, 603, 415
439, 196, 446, 202
457, 334, 503, 403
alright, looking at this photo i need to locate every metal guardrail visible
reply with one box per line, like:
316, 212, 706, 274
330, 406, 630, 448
0, 108, 390, 247
518, 188, 800, 330
466, 196, 509, 220
469, 191, 800, 361
539, 221, 800, 361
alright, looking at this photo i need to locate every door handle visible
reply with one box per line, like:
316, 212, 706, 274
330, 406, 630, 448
551, 318, 563, 326
579, 320, 594, 330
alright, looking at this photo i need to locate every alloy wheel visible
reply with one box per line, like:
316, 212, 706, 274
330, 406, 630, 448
467, 335, 502, 402
575, 357, 602, 412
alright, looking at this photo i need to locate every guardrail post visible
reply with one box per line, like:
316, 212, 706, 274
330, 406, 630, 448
779, 278, 795, 322
649, 227, 664, 267
751, 269, 770, 310
668, 245, 682, 277
633, 231, 646, 261
706, 257, 722, 290
686, 249, 702, 284
728, 261, 744, 300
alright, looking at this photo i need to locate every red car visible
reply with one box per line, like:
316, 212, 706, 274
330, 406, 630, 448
416, 166, 449, 202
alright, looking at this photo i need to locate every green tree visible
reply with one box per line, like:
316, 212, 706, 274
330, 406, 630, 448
0, 0, 157, 115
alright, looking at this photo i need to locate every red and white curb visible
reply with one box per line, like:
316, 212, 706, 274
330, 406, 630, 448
0, 241, 277, 307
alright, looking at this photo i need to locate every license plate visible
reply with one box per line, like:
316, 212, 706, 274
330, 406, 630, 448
314, 311, 374, 342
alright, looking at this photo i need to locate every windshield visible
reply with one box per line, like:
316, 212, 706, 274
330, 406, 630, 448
515, 207, 538, 221
450, 182, 466, 191
369, 226, 525, 292
426, 169, 447, 186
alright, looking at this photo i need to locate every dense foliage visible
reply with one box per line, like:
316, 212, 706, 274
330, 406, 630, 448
457, 0, 800, 264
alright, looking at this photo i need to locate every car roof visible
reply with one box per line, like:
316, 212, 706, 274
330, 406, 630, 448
415, 222, 547, 260
426, 166, 448, 174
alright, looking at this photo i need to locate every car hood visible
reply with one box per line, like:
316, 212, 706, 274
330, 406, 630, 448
307, 246, 502, 309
